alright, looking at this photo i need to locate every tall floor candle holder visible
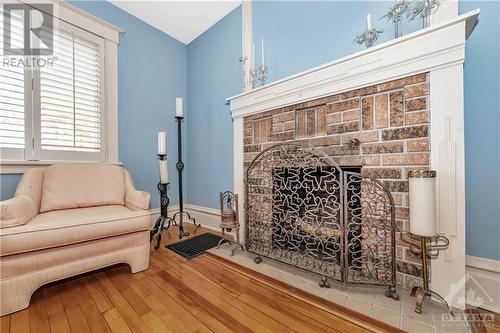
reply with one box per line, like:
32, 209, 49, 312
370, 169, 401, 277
150, 154, 179, 248
150, 116, 201, 247
171, 115, 200, 238
401, 170, 453, 315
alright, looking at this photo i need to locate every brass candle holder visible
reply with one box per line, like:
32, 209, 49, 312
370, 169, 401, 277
403, 169, 454, 315
401, 232, 454, 315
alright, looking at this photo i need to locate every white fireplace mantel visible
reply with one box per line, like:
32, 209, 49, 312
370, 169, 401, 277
227, 9, 479, 309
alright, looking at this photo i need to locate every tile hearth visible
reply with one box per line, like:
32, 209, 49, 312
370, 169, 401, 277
209, 247, 470, 333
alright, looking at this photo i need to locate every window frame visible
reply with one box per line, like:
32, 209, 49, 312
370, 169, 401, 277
0, 0, 121, 173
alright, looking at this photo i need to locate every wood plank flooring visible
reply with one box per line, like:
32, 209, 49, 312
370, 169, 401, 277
1, 224, 403, 333
468, 308, 500, 333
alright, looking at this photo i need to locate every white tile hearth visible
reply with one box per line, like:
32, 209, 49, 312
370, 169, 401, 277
208, 247, 471, 333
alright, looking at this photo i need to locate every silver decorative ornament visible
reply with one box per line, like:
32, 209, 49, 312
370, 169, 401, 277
408, 0, 440, 28
382, 0, 411, 38
355, 28, 383, 48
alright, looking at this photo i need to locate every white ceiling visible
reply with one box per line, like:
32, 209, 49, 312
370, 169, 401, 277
109, 0, 241, 45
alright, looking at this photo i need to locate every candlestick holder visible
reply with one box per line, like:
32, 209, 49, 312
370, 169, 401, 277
251, 68, 258, 89
401, 232, 454, 315
171, 116, 201, 238
239, 55, 251, 90
408, 0, 440, 28
257, 64, 268, 86
355, 27, 383, 48
150, 180, 176, 249
382, 0, 411, 38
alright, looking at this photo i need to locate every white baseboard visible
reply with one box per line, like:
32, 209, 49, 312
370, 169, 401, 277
149, 204, 220, 232
465, 255, 500, 313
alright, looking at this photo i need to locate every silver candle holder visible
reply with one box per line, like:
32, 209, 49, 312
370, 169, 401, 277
408, 0, 440, 28
239, 55, 249, 90
382, 0, 411, 38
355, 27, 383, 48
256, 64, 268, 86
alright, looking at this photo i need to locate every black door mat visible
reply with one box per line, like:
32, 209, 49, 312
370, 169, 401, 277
166, 233, 224, 259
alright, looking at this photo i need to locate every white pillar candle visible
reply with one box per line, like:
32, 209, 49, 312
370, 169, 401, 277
159, 159, 169, 184
157, 131, 166, 155
366, 14, 372, 30
408, 171, 437, 237
261, 39, 265, 65
175, 97, 183, 117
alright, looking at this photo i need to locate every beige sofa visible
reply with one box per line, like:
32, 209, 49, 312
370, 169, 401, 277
0, 164, 152, 315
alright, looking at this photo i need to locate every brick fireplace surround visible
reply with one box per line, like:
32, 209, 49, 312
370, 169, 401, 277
243, 73, 431, 289
229, 10, 479, 309
227, 9, 479, 307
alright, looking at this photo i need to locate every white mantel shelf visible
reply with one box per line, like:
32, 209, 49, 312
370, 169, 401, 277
227, 9, 479, 119
228, 9, 480, 310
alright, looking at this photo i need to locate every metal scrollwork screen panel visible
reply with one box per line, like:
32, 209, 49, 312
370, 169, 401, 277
344, 172, 396, 286
246, 144, 344, 280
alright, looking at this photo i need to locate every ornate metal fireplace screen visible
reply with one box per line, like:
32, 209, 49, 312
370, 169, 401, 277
246, 143, 398, 299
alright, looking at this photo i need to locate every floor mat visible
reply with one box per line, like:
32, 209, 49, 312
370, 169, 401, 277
166, 232, 224, 259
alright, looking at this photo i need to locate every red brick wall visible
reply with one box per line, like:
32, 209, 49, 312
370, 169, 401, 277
243, 73, 431, 289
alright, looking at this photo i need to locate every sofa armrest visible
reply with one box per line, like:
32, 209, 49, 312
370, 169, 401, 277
0, 195, 38, 228
123, 169, 150, 211
125, 190, 151, 211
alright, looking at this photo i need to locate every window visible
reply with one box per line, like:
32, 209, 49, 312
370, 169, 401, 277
0, 7, 25, 159
0, 4, 106, 162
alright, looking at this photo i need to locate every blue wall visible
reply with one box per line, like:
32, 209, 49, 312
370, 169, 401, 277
1, 1, 498, 262
461, 1, 500, 261
186, 6, 242, 209
183, 1, 499, 260
250, 1, 499, 261
0, 1, 188, 208
0, 174, 21, 200
252, 1, 420, 82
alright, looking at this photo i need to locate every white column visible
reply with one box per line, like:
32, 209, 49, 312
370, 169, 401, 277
233, 117, 245, 243
429, 63, 466, 309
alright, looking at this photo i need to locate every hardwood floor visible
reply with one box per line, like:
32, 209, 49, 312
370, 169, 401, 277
468, 308, 500, 333
1, 224, 402, 333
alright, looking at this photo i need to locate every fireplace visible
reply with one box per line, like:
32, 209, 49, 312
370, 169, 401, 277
271, 165, 361, 268
246, 143, 398, 297
242, 72, 433, 290
229, 12, 477, 307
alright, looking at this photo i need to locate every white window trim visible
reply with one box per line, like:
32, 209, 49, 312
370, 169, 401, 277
0, 0, 123, 174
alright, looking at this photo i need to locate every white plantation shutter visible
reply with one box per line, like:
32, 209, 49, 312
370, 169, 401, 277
0, 3, 113, 164
39, 21, 104, 160
0, 66, 25, 148
0, 6, 27, 159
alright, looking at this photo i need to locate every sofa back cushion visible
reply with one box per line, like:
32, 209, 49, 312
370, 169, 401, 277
40, 164, 125, 213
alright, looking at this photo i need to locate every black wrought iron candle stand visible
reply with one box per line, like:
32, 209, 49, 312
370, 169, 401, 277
150, 116, 201, 246
150, 179, 177, 249
171, 116, 200, 239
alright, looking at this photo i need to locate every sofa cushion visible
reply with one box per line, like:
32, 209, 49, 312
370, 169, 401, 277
0, 205, 151, 256
40, 164, 125, 213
